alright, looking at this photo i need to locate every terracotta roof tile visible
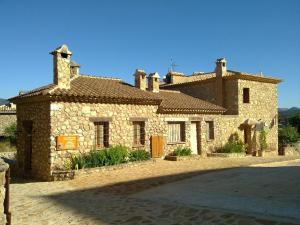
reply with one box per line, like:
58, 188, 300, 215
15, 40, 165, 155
157, 90, 225, 113
10, 75, 225, 114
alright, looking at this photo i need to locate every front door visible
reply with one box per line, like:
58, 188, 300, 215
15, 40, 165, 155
23, 121, 33, 172
190, 122, 198, 154
244, 126, 252, 154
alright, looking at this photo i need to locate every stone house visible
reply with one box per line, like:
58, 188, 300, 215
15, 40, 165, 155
10, 45, 281, 180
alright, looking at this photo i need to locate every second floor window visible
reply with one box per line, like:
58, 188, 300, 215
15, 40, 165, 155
95, 122, 109, 148
133, 121, 145, 146
243, 88, 250, 103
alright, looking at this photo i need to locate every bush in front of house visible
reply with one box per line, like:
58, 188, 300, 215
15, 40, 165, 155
105, 145, 129, 165
70, 145, 130, 169
129, 149, 150, 161
173, 147, 192, 156
217, 132, 246, 153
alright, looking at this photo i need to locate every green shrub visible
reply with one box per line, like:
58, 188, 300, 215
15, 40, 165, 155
173, 147, 192, 156
71, 145, 129, 169
105, 145, 129, 165
217, 132, 246, 153
129, 149, 150, 161
259, 130, 268, 151
279, 125, 300, 145
4, 123, 17, 144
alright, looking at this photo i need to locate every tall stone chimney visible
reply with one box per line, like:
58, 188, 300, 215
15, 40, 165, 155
134, 69, 147, 91
148, 72, 160, 93
215, 58, 227, 106
50, 44, 72, 89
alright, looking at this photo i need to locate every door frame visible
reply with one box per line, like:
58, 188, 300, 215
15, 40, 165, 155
23, 121, 33, 172
190, 121, 201, 155
244, 125, 252, 154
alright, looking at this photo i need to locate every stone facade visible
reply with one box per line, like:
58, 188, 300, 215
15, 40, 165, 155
12, 45, 281, 181
16, 102, 51, 180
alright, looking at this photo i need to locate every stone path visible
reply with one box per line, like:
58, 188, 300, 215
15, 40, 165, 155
10, 156, 300, 225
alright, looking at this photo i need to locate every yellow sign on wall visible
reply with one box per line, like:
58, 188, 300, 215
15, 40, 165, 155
56, 136, 78, 150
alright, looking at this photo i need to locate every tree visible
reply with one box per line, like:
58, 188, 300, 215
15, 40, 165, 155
289, 112, 300, 133
4, 123, 17, 144
278, 125, 299, 146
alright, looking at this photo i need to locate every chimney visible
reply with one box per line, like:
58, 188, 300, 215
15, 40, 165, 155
70, 61, 80, 78
50, 44, 72, 89
134, 69, 147, 90
148, 72, 160, 93
215, 58, 227, 106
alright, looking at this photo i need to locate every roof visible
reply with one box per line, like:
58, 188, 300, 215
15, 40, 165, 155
161, 70, 281, 87
157, 90, 225, 114
10, 75, 225, 114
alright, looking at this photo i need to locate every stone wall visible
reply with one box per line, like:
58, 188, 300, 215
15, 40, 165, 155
0, 114, 16, 136
0, 158, 9, 225
16, 102, 51, 180
237, 80, 278, 151
50, 101, 223, 171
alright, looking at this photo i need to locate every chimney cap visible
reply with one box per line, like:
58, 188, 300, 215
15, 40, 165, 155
216, 58, 226, 63
50, 44, 72, 55
70, 60, 80, 68
148, 72, 160, 79
134, 69, 146, 75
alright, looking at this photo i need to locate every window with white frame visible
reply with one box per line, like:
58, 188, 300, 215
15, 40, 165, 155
167, 122, 185, 143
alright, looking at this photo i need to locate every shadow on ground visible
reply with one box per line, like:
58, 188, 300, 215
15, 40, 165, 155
36, 165, 300, 225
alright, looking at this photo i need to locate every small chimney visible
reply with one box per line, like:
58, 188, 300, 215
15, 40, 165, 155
70, 61, 80, 78
134, 69, 147, 90
50, 44, 72, 89
148, 72, 160, 93
215, 58, 227, 106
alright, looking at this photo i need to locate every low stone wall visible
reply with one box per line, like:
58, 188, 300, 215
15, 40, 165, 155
51, 159, 156, 181
207, 153, 247, 158
165, 155, 203, 161
0, 113, 16, 136
0, 158, 9, 225
283, 145, 300, 156
0, 151, 16, 160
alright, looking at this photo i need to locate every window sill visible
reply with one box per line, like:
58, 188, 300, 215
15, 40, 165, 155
167, 142, 186, 145
206, 139, 214, 142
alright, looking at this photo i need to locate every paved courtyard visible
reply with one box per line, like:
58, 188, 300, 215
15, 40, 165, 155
11, 156, 300, 225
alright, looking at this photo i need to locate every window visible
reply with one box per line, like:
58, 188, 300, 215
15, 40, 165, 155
133, 121, 145, 146
206, 121, 214, 140
94, 122, 109, 148
167, 122, 185, 143
243, 88, 250, 103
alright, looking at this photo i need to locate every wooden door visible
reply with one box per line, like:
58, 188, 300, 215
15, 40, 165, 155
23, 121, 33, 172
190, 123, 198, 154
151, 136, 164, 158
244, 126, 252, 154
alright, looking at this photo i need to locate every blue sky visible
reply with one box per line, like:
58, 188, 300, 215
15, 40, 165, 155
0, 0, 299, 107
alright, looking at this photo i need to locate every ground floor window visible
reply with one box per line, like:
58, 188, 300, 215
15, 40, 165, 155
133, 121, 145, 146
167, 122, 185, 143
206, 121, 214, 140
94, 122, 109, 148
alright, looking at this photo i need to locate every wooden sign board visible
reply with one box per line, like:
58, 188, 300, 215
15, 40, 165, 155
56, 136, 78, 150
